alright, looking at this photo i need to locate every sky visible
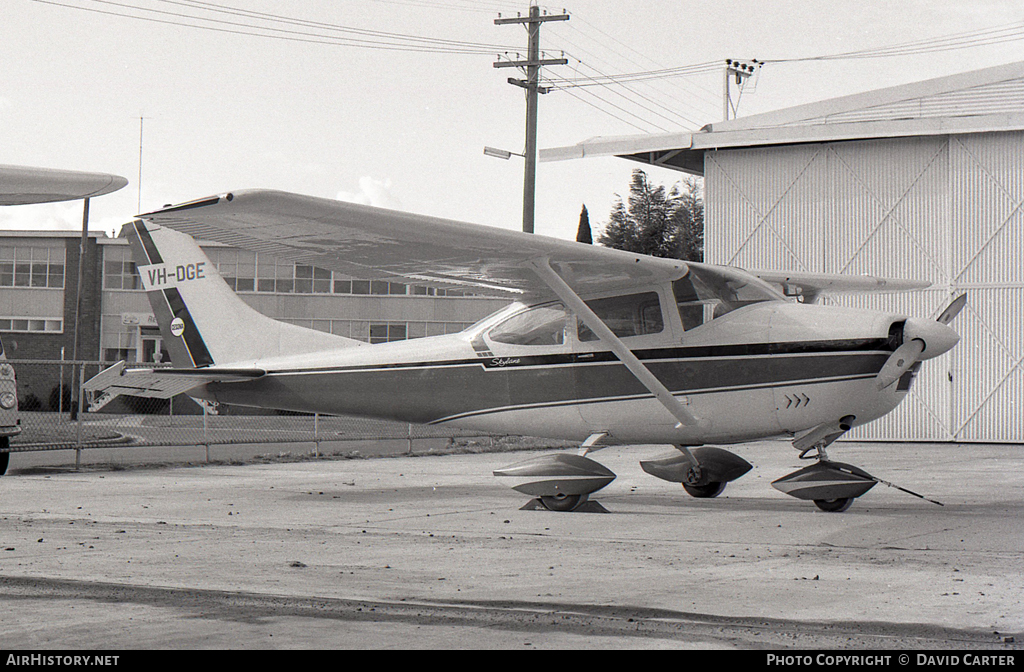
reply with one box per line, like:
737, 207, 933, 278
3, 0, 1024, 242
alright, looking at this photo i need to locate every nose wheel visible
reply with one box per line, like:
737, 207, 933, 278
682, 481, 727, 498
813, 497, 853, 512
540, 493, 589, 512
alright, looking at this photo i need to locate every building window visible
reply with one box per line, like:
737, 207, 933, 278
295, 265, 333, 294
206, 247, 257, 293
0, 317, 63, 333
103, 348, 136, 363
0, 246, 64, 289
149, 244, 477, 299
369, 323, 409, 344
103, 247, 141, 290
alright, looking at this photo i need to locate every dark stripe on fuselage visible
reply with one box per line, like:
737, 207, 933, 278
162, 287, 215, 368
433, 372, 878, 425
208, 343, 891, 425
266, 337, 891, 375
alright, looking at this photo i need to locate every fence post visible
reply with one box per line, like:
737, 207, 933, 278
75, 361, 85, 470
407, 423, 413, 455
203, 402, 209, 463
313, 413, 320, 457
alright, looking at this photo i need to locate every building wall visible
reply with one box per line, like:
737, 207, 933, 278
704, 132, 1024, 442
0, 233, 106, 409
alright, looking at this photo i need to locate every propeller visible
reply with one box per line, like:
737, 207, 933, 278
875, 294, 966, 390
935, 293, 967, 326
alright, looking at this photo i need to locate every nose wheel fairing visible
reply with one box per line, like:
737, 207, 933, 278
771, 460, 877, 510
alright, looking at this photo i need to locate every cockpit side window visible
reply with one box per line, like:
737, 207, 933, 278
674, 276, 707, 331
674, 266, 781, 330
488, 302, 568, 346
577, 292, 664, 342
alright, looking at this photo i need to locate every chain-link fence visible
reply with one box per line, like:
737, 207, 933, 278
5, 360, 513, 457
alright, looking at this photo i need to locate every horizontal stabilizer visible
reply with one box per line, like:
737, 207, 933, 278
84, 361, 265, 400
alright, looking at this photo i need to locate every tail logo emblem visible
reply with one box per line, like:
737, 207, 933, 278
170, 318, 185, 337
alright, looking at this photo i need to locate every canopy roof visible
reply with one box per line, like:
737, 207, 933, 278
541, 60, 1024, 175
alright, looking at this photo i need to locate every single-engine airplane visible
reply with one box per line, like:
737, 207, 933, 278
85, 190, 964, 512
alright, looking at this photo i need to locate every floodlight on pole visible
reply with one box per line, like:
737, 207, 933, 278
484, 146, 524, 160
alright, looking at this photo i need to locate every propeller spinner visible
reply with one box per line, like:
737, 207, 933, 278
875, 295, 965, 390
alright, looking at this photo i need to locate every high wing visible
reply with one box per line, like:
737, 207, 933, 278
750, 269, 930, 303
0, 164, 128, 205
138, 190, 689, 301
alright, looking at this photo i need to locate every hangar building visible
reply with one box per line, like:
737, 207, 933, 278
544, 60, 1024, 443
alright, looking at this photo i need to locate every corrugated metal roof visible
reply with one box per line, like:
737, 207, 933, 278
714, 60, 1024, 130
541, 60, 1024, 174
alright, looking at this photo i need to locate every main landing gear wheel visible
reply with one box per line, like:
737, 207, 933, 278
814, 497, 853, 513
0, 452, 8, 477
540, 493, 589, 512
682, 481, 726, 498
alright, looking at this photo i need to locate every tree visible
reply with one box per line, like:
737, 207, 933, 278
598, 169, 703, 261
575, 204, 592, 244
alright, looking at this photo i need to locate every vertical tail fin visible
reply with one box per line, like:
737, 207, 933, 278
126, 219, 362, 368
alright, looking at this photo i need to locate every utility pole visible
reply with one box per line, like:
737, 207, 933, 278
494, 5, 569, 234
69, 196, 90, 420
723, 59, 759, 121
137, 116, 145, 212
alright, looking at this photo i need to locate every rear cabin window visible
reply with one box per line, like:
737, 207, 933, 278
577, 292, 664, 342
489, 303, 568, 346
674, 266, 781, 331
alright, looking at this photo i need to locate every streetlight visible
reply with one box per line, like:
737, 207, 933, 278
484, 146, 525, 160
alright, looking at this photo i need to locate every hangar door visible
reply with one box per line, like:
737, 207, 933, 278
704, 133, 1024, 443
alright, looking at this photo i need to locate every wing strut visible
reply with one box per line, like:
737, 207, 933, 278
526, 258, 701, 436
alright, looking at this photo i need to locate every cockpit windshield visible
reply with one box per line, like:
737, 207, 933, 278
674, 265, 782, 331
488, 302, 568, 346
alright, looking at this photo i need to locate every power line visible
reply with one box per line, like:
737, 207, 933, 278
558, 83, 671, 133
558, 11, 721, 106
546, 58, 695, 130
165, 0, 515, 51
558, 87, 651, 133
365, 0, 519, 13
29, 0, 520, 53
541, 29, 713, 127
767, 19, 1024, 63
